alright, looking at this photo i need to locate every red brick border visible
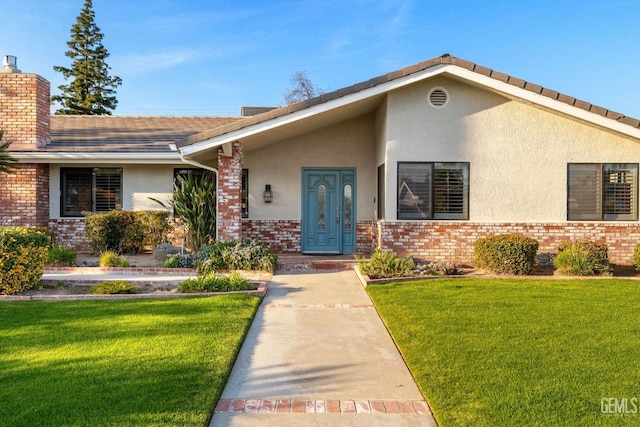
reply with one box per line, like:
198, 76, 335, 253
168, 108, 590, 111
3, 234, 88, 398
214, 399, 432, 415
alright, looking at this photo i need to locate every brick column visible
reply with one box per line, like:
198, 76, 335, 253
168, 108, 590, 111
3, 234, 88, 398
217, 141, 243, 241
0, 163, 49, 227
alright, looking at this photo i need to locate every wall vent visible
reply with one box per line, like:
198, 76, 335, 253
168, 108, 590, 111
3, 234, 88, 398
428, 87, 448, 108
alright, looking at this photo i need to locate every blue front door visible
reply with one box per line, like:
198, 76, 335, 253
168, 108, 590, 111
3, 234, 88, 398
302, 168, 356, 254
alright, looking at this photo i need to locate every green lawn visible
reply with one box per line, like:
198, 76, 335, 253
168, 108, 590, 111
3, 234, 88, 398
368, 278, 640, 426
0, 295, 261, 427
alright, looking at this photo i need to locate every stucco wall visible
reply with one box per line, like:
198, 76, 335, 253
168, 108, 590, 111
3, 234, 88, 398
243, 113, 377, 221
49, 164, 179, 219
384, 76, 640, 223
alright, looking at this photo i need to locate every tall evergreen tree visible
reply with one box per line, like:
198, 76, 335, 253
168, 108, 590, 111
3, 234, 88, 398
52, 0, 122, 115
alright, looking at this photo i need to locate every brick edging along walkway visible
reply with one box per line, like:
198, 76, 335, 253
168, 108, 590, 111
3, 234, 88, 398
215, 399, 432, 415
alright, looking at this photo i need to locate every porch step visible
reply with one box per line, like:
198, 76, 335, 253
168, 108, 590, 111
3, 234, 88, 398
276, 254, 357, 272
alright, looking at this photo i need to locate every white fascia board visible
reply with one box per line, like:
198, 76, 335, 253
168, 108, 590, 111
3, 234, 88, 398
180, 65, 452, 157
445, 67, 640, 140
180, 63, 640, 158
12, 152, 185, 164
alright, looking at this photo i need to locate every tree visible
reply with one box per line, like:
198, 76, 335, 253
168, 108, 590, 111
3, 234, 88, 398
0, 130, 17, 174
52, 0, 122, 115
283, 71, 325, 105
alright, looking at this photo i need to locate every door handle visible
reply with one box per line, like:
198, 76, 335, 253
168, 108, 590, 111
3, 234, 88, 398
336, 206, 340, 224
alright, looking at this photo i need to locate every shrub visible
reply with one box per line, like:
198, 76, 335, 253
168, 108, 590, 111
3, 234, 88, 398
196, 239, 278, 274
163, 253, 193, 269
0, 227, 51, 295
634, 243, 640, 272
84, 210, 170, 254
90, 280, 138, 294
356, 249, 416, 279
171, 172, 217, 252
48, 246, 77, 266
553, 239, 610, 276
473, 234, 539, 275
99, 251, 131, 267
177, 272, 252, 293
135, 210, 171, 250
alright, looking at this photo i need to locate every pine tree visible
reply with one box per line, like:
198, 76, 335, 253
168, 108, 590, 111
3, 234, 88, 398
52, 0, 122, 115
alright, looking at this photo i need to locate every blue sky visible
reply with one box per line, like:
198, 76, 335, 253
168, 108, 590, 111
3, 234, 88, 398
2, 0, 639, 117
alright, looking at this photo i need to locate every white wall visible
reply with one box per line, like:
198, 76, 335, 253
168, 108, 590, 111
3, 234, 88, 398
49, 164, 179, 218
243, 113, 377, 220
384, 76, 640, 222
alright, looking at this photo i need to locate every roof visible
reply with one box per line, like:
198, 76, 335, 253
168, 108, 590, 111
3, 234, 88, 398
35, 115, 241, 153
180, 53, 640, 150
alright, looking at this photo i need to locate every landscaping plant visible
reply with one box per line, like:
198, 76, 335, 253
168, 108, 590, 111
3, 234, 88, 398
553, 239, 610, 276
355, 248, 416, 279
84, 210, 170, 254
0, 227, 51, 295
47, 245, 77, 266
90, 280, 138, 294
177, 272, 252, 293
99, 250, 130, 267
196, 239, 277, 274
633, 242, 640, 272
163, 253, 194, 268
473, 233, 539, 275
171, 171, 217, 252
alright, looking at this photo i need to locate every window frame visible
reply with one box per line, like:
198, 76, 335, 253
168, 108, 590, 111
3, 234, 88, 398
567, 163, 638, 221
396, 161, 469, 220
60, 167, 122, 217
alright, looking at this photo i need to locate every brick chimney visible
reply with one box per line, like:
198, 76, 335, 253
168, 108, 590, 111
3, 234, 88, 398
0, 55, 50, 149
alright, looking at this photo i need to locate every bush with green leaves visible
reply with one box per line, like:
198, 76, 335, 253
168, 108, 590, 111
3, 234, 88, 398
99, 251, 130, 267
473, 233, 539, 275
355, 249, 416, 279
90, 280, 138, 294
48, 246, 77, 266
0, 227, 51, 295
553, 239, 610, 276
634, 243, 640, 272
84, 210, 170, 254
196, 239, 278, 274
163, 253, 194, 269
177, 272, 252, 293
171, 171, 217, 252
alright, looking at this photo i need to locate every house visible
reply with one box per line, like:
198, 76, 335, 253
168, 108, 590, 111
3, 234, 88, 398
2, 53, 640, 264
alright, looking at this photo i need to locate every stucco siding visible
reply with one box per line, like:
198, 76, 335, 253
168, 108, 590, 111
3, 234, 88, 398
384, 77, 640, 222
49, 164, 178, 219
243, 114, 377, 221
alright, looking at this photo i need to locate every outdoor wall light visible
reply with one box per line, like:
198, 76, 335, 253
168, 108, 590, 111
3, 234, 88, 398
263, 184, 273, 203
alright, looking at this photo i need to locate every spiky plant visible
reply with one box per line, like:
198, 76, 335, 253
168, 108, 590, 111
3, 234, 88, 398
0, 130, 17, 174
171, 171, 217, 252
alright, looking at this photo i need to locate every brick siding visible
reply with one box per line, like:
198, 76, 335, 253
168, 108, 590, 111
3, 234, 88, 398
0, 164, 49, 227
217, 142, 243, 241
242, 219, 376, 255
0, 73, 50, 149
378, 221, 640, 265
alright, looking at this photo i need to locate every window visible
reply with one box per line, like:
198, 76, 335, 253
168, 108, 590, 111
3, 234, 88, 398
568, 163, 638, 221
61, 168, 122, 217
377, 164, 385, 220
397, 162, 469, 220
241, 169, 249, 218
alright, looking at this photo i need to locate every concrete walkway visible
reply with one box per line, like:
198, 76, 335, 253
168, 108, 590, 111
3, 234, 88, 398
211, 270, 438, 426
